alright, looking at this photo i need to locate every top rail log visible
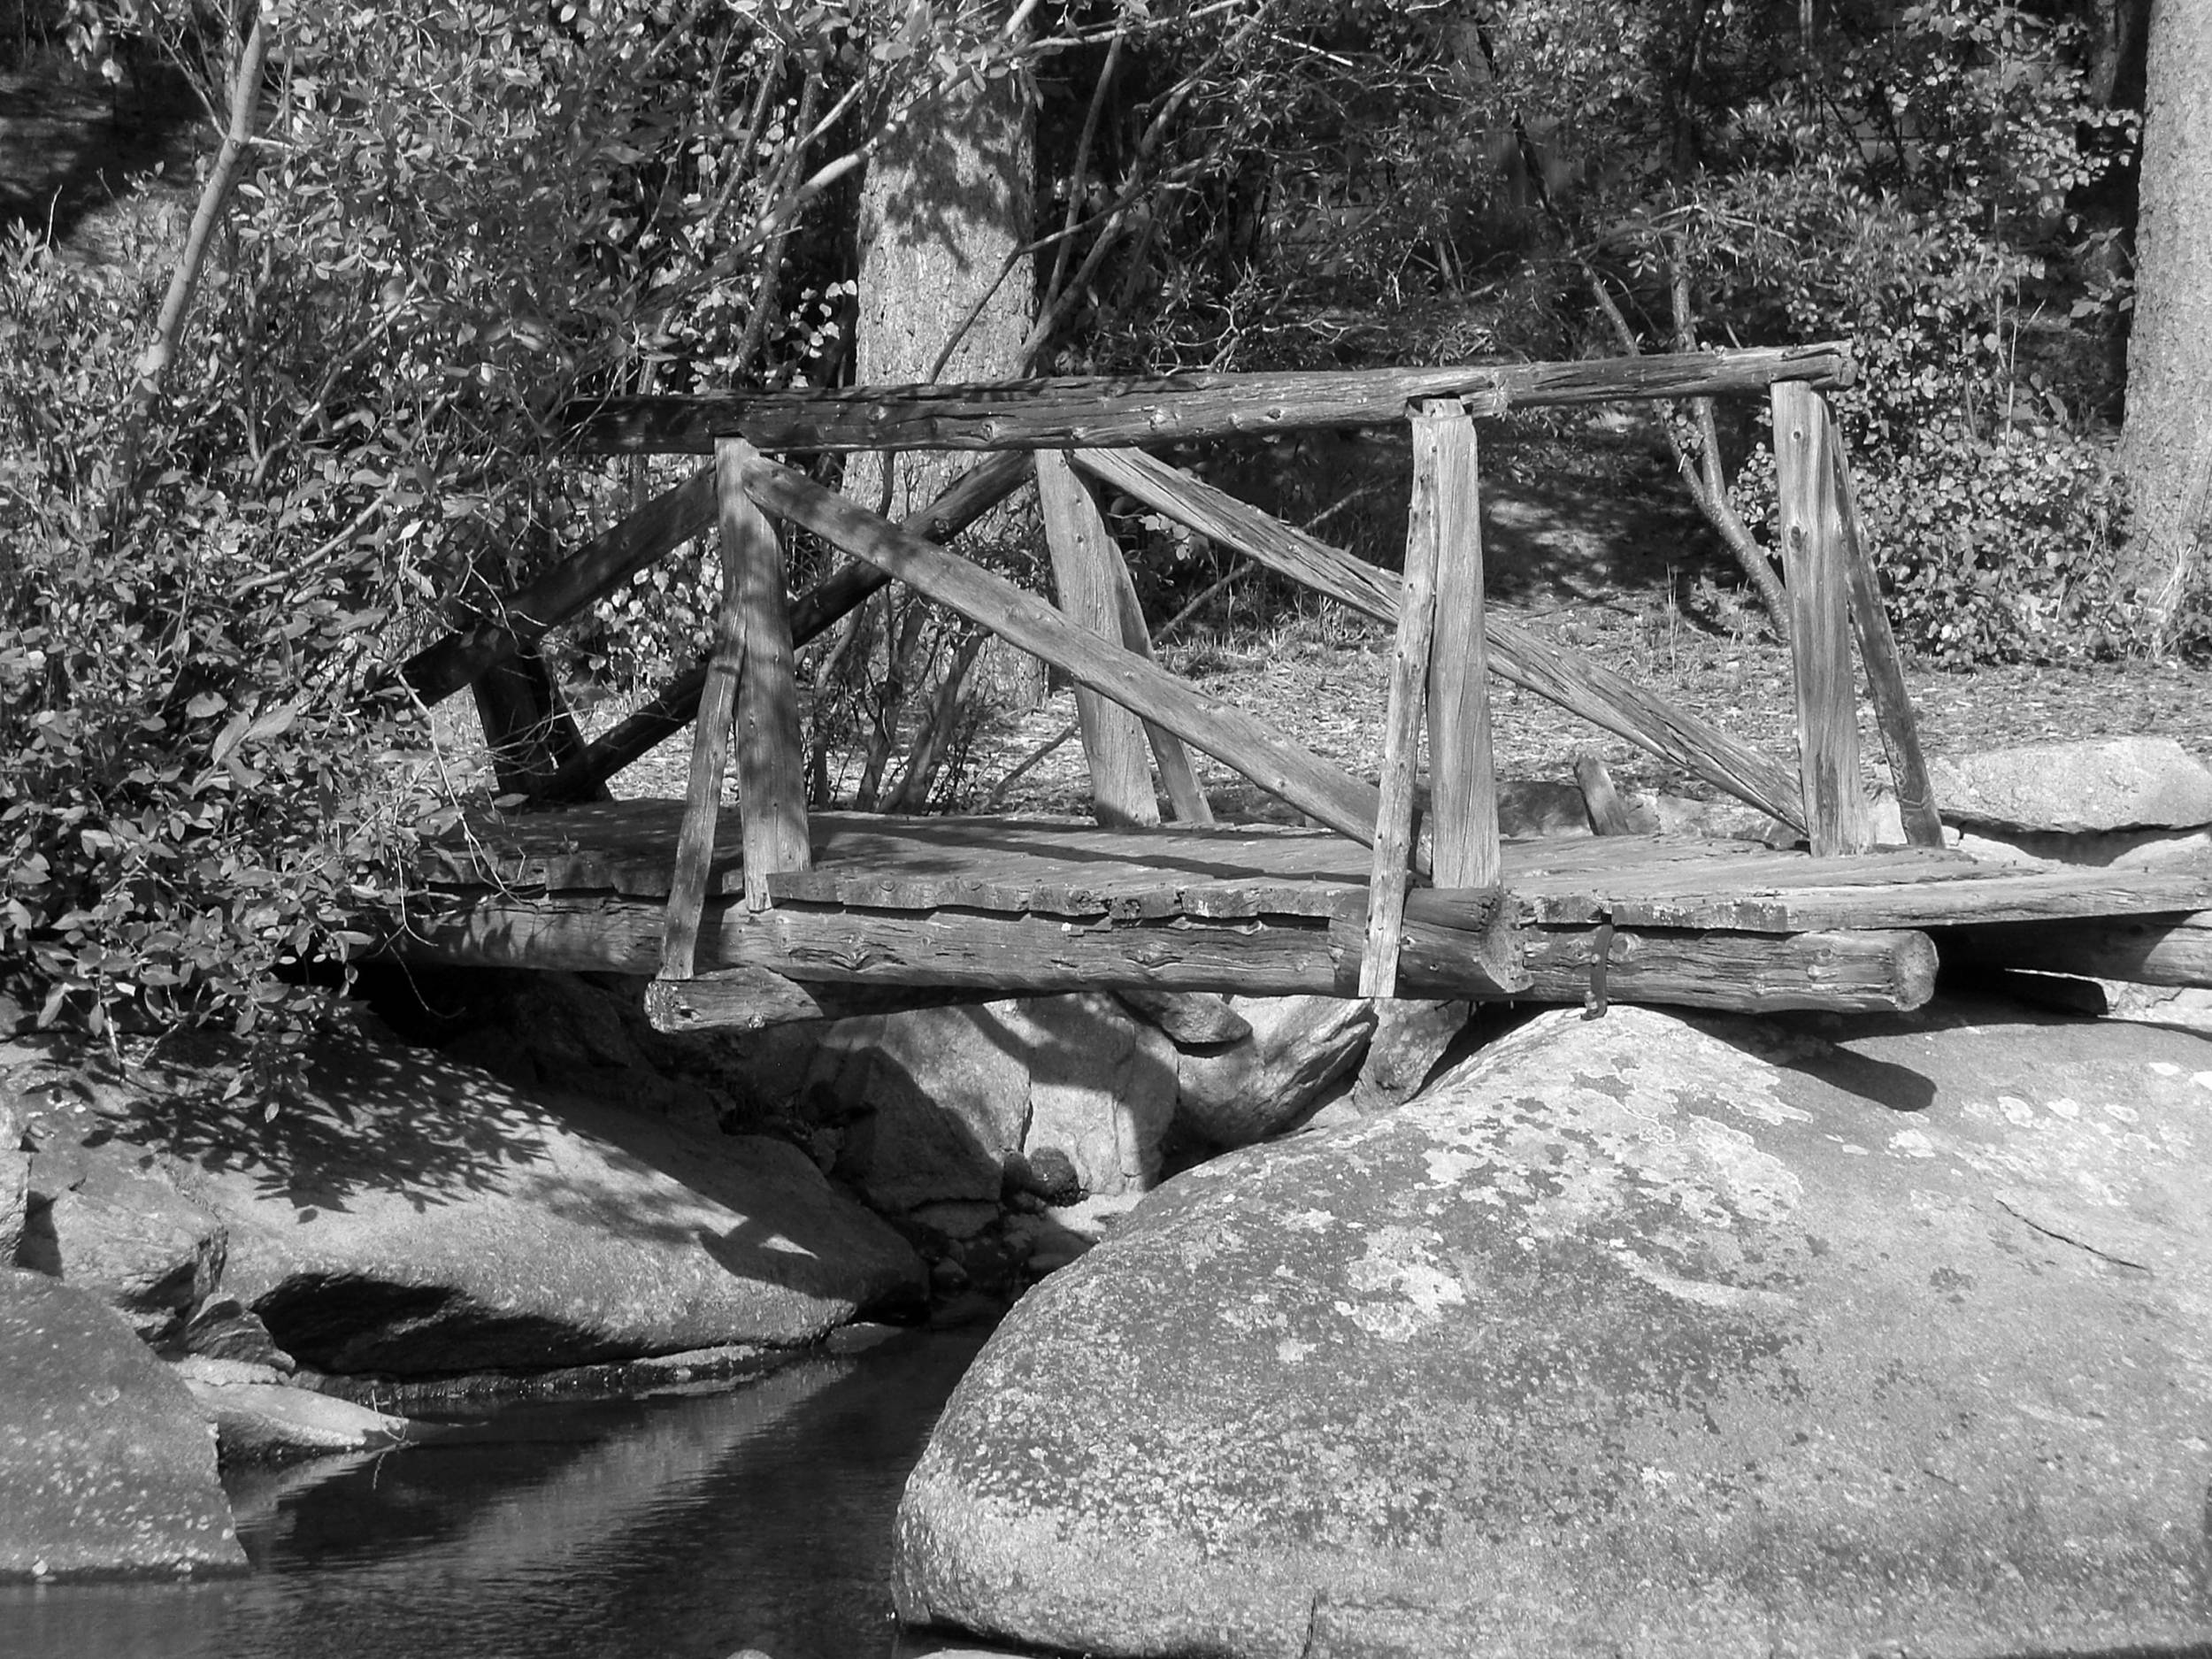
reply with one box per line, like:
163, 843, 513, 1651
562, 344, 1854, 455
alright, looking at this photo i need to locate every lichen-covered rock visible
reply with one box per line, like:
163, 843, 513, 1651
1929, 735, 2212, 834
1172, 995, 1375, 1148
0, 1269, 245, 1579
895, 1002, 2212, 1659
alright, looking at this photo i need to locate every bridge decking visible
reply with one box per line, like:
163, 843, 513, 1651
392, 803, 2212, 1025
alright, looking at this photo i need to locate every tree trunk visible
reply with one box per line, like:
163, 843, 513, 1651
849, 61, 1034, 515
842, 49, 1038, 795
2116, 0, 2212, 643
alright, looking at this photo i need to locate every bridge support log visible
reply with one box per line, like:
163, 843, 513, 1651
1943, 911, 2212, 989
392, 893, 1933, 1016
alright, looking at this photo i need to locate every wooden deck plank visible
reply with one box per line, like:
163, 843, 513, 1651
422, 803, 2212, 935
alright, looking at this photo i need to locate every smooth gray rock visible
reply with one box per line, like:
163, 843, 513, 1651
1173, 995, 1376, 1148
895, 1002, 2212, 1659
1929, 736, 2212, 834
795, 994, 1176, 1213
158, 1034, 924, 1375
0, 1268, 245, 1579
0, 1098, 26, 1262
19, 1134, 227, 1341
177, 1366, 414, 1463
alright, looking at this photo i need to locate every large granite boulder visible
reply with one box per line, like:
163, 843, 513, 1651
0, 1269, 245, 1579
1929, 735, 2212, 835
173, 1357, 414, 1463
895, 1001, 2212, 1658
183, 1034, 925, 1374
2, 1030, 923, 1377
16, 1133, 228, 1342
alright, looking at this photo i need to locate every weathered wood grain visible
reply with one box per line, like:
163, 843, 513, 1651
724, 439, 810, 910
642, 966, 999, 1032
468, 648, 600, 800
736, 450, 1390, 849
1423, 403, 1499, 889
661, 450, 754, 979
1772, 382, 1869, 856
1516, 925, 1938, 1012
1363, 403, 1449, 996
533, 451, 1031, 803
388, 892, 1925, 1012
1038, 449, 1159, 826
1071, 445, 1807, 832
563, 344, 1855, 454
1099, 509, 1213, 824
1832, 436, 1944, 847
1574, 754, 1634, 835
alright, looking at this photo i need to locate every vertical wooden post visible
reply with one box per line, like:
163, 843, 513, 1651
1363, 403, 1454, 996
726, 440, 811, 908
1102, 535, 1214, 825
1424, 403, 1499, 889
1830, 442, 1945, 848
1037, 449, 1159, 827
662, 440, 811, 982
1771, 382, 1869, 857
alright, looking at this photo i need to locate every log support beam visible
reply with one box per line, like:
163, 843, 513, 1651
394, 892, 1932, 1017
1943, 910, 2212, 989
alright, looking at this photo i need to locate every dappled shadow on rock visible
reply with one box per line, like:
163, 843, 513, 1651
116, 1034, 549, 1217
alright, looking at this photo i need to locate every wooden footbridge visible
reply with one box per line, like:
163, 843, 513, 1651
381, 343, 2212, 1031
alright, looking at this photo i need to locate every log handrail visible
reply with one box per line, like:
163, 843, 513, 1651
561, 343, 1853, 455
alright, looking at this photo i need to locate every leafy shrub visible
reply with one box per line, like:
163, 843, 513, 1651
0, 225, 443, 1085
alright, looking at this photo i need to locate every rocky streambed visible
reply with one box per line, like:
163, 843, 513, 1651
11, 738, 2212, 1659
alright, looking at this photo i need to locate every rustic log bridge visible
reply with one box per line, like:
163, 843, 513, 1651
391, 890, 1934, 1018
563, 343, 1853, 455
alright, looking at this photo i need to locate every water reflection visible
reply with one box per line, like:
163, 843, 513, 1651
4, 1330, 985, 1659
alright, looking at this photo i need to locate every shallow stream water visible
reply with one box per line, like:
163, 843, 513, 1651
3, 1329, 986, 1659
